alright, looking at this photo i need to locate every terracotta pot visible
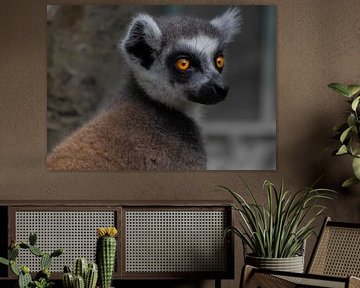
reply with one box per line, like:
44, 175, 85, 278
245, 254, 305, 273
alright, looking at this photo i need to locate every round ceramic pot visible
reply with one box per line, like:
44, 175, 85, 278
245, 254, 305, 273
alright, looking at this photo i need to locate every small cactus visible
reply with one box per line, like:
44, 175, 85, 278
74, 275, 85, 288
29, 245, 44, 257
9, 246, 19, 260
18, 268, 32, 288
10, 260, 20, 276
51, 248, 64, 257
0, 232, 64, 288
74, 257, 88, 279
41, 253, 52, 270
29, 232, 37, 246
63, 259, 98, 288
96, 227, 118, 288
85, 263, 98, 288
35, 268, 51, 281
63, 272, 74, 288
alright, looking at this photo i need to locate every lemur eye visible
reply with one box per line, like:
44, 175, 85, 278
176, 59, 190, 71
215, 56, 225, 69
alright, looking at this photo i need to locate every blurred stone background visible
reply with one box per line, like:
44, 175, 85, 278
47, 5, 276, 170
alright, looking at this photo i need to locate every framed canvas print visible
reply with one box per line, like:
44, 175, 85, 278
47, 5, 276, 171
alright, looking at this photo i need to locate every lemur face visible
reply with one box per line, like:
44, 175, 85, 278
121, 8, 241, 113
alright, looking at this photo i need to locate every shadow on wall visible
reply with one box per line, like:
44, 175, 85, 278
47, 5, 276, 170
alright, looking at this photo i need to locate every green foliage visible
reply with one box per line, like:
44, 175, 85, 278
0, 232, 64, 288
74, 258, 88, 279
32, 278, 54, 288
0, 257, 9, 266
19, 270, 32, 288
329, 82, 360, 187
96, 231, 117, 288
221, 178, 335, 258
29, 233, 37, 246
63, 259, 98, 288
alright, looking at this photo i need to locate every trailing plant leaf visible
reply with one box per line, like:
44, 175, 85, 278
336, 144, 348, 155
328, 83, 351, 97
342, 177, 360, 188
347, 85, 360, 97
352, 157, 360, 179
351, 96, 360, 111
340, 126, 353, 143
329, 82, 360, 186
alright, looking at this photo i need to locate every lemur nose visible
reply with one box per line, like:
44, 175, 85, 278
213, 84, 229, 97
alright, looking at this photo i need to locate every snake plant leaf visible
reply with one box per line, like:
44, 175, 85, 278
342, 177, 360, 188
347, 85, 360, 97
340, 126, 353, 143
328, 83, 351, 97
352, 157, 360, 179
336, 145, 348, 155
351, 96, 360, 111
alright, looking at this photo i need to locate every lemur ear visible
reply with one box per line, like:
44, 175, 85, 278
210, 8, 242, 44
121, 14, 162, 69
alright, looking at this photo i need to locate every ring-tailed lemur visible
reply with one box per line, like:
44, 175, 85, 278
47, 8, 241, 170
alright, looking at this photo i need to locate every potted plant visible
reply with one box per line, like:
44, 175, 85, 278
62, 258, 98, 288
0, 232, 64, 288
328, 82, 360, 187
220, 179, 334, 273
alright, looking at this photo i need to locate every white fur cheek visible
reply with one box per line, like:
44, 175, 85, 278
135, 63, 204, 121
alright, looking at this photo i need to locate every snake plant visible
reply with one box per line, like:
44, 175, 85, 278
220, 178, 335, 258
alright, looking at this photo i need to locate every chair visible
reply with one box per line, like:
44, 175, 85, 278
241, 217, 360, 288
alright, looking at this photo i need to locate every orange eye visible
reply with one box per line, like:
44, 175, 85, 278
176, 59, 190, 71
215, 56, 225, 69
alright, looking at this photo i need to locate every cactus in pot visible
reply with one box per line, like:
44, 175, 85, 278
96, 227, 118, 288
62, 260, 98, 288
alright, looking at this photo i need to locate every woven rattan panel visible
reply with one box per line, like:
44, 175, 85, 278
15, 211, 115, 272
125, 210, 227, 273
277, 275, 345, 288
310, 226, 360, 277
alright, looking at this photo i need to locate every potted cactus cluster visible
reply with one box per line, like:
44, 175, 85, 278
62, 227, 118, 288
0, 232, 64, 288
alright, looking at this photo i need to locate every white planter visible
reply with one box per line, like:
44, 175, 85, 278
245, 254, 305, 273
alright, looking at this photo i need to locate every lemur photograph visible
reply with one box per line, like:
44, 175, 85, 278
47, 5, 276, 171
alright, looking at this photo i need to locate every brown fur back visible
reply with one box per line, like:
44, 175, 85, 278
47, 95, 206, 170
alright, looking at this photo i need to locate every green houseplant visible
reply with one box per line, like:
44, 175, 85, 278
220, 179, 334, 272
0, 232, 64, 288
328, 82, 360, 187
